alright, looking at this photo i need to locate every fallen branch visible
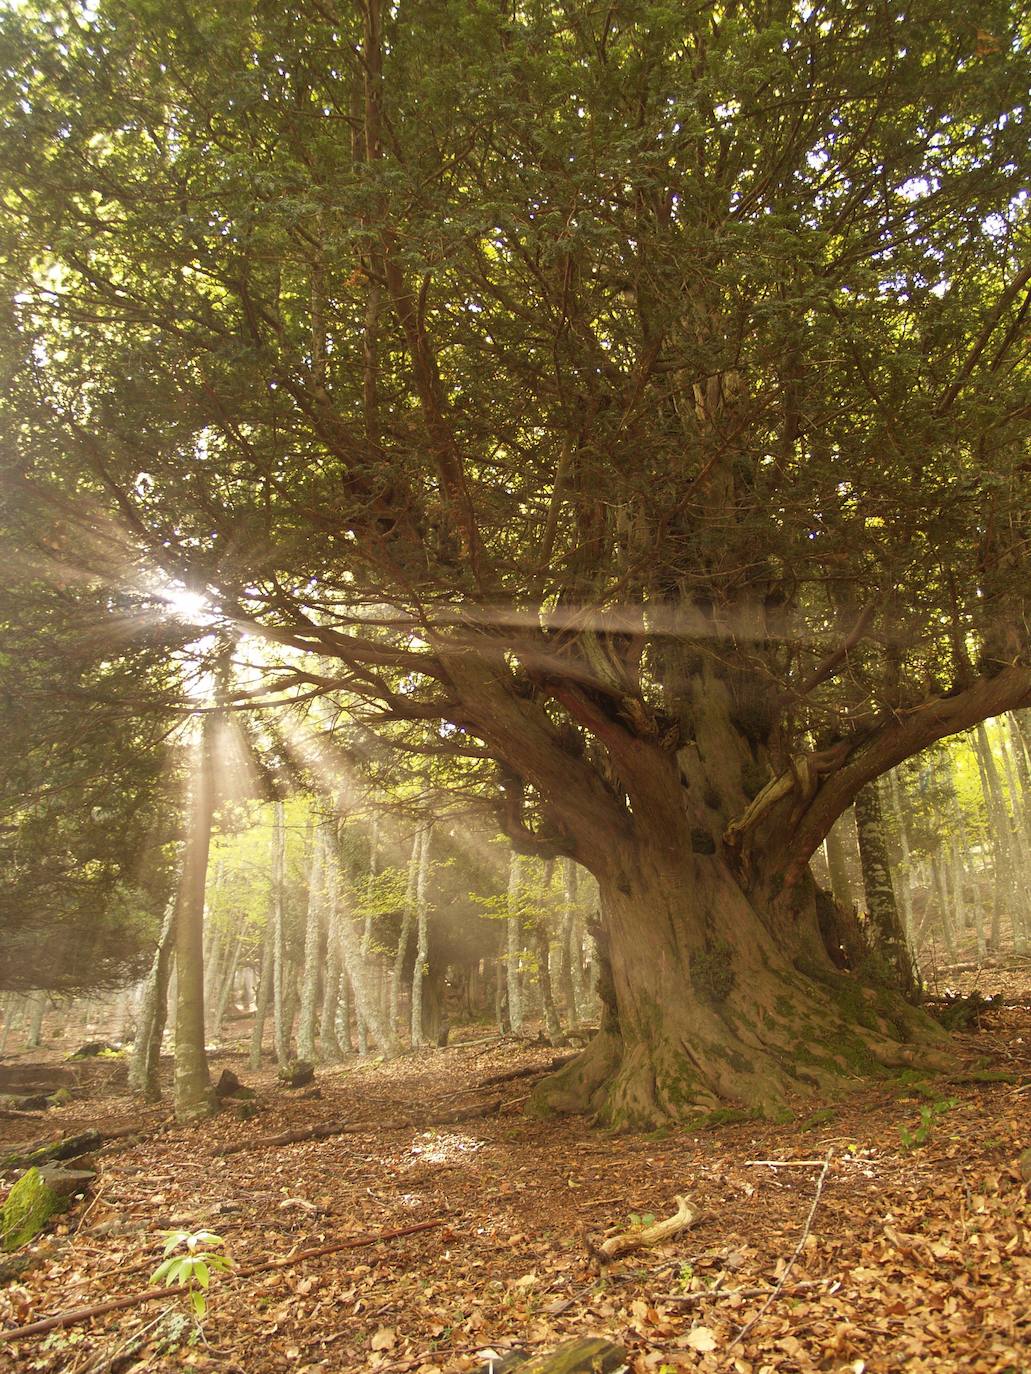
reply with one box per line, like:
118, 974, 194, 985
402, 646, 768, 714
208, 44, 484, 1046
2, 1117, 166, 1171
730, 1150, 833, 1347
0, 1217, 444, 1344
479, 1053, 577, 1088
214, 1098, 503, 1156
589, 1194, 701, 1268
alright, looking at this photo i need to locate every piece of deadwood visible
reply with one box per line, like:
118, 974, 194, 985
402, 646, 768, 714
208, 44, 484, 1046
479, 1337, 626, 1373
479, 1053, 578, 1088
589, 1194, 700, 1268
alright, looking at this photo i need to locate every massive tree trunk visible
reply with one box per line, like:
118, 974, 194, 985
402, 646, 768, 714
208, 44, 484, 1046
531, 722, 947, 1130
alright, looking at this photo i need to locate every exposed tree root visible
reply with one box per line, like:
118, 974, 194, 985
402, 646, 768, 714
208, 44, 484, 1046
532, 971, 953, 1131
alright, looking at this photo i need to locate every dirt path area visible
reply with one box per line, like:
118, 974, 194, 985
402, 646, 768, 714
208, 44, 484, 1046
1, 990, 1028, 1374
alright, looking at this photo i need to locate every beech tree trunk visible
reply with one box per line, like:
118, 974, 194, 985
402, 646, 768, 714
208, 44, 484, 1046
297, 824, 325, 1063
410, 826, 432, 1048
319, 834, 345, 1062
854, 783, 918, 1000
250, 916, 274, 1070
506, 850, 524, 1033
270, 800, 291, 1066
824, 818, 855, 913
326, 836, 398, 1056
24, 991, 47, 1049
129, 894, 177, 1099
974, 724, 1015, 951
173, 721, 217, 1123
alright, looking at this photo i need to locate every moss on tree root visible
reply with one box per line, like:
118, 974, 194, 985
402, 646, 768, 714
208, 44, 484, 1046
531, 974, 952, 1131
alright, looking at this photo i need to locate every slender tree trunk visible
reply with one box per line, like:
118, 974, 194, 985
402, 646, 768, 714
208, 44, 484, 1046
130, 894, 177, 1099
506, 851, 524, 1033
495, 930, 511, 1034
998, 724, 1031, 951
0, 996, 20, 1054
214, 934, 242, 1036
533, 860, 563, 1043
410, 827, 433, 1049
390, 831, 421, 1037
249, 917, 275, 1071
319, 827, 345, 1062
557, 858, 577, 1022
297, 823, 325, 1063
854, 784, 918, 999
270, 800, 290, 1066
884, 772, 915, 939
24, 991, 47, 1049
173, 721, 217, 1123
326, 834, 397, 1055
974, 723, 1015, 951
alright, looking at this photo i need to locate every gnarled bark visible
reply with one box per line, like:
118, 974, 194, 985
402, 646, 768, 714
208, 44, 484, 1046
531, 725, 947, 1129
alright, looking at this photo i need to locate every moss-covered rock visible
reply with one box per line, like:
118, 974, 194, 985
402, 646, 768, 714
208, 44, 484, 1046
2, 1168, 63, 1251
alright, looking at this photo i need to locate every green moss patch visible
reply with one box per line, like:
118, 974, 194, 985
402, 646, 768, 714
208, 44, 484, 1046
2, 1169, 63, 1252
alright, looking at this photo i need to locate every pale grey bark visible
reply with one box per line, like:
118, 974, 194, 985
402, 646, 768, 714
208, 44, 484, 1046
824, 815, 855, 912
249, 916, 274, 1070
974, 723, 1015, 950
270, 799, 290, 1066
390, 830, 421, 1036
319, 827, 345, 1063
214, 934, 242, 1037
494, 932, 510, 1034
296, 823, 325, 1063
130, 893, 177, 1098
357, 816, 378, 1057
173, 721, 217, 1123
854, 782, 918, 999
884, 772, 915, 939
326, 838, 397, 1055
410, 827, 433, 1048
506, 850, 524, 1033
25, 991, 47, 1049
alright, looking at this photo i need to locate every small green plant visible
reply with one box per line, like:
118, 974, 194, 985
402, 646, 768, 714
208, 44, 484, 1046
627, 1211, 656, 1228
674, 1261, 695, 1292
899, 1097, 958, 1151
150, 1229, 233, 1321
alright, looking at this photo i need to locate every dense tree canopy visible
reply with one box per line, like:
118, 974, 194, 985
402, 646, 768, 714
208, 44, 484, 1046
0, 0, 1028, 1120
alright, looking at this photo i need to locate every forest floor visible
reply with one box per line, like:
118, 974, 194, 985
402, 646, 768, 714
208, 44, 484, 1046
1, 968, 1029, 1374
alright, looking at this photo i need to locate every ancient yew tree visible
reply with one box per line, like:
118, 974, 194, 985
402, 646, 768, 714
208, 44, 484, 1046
1, 1, 1028, 1123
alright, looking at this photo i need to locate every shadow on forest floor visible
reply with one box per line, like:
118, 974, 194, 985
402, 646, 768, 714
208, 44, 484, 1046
1, 966, 1029, 1374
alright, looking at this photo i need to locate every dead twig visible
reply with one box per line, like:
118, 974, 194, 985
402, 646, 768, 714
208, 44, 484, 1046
730, 1150, 833, 1347
0, 1217, 445, 1344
